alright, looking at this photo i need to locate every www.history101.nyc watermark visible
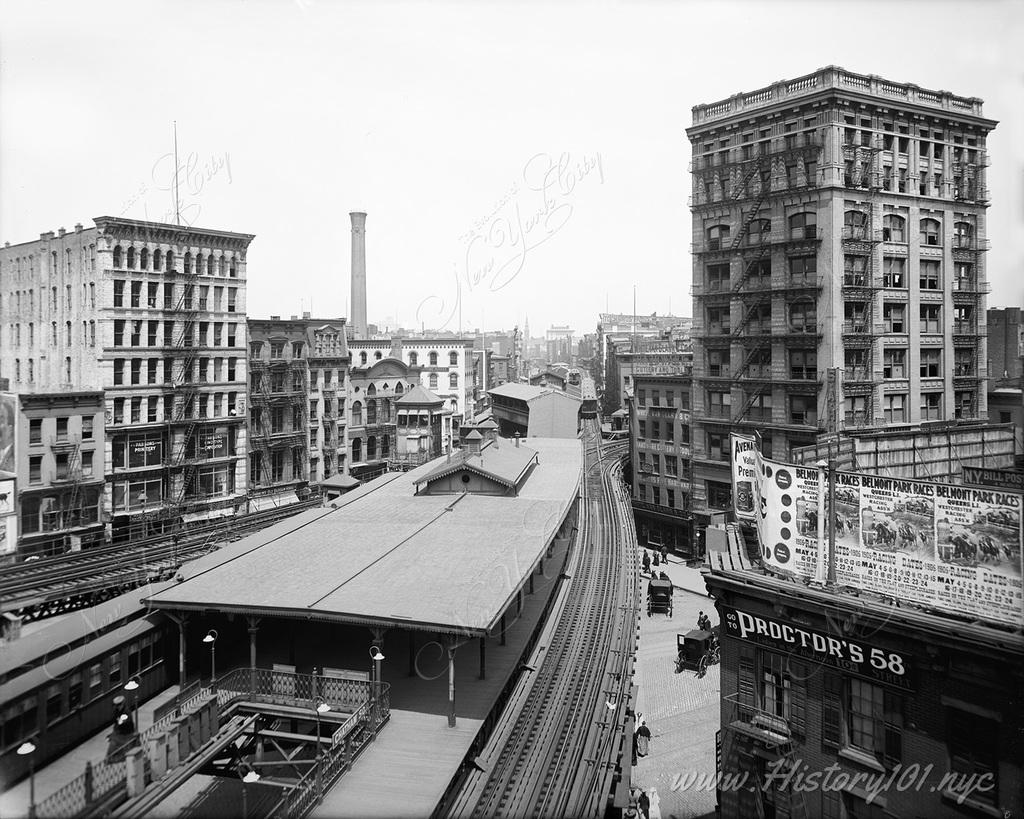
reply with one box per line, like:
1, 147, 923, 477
672, 760, 997, 809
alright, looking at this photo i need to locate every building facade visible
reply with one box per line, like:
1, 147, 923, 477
689, 66, 995, 520
706, 538, 1023, 819
629, 373, 695, 555
0, 217, 254, 542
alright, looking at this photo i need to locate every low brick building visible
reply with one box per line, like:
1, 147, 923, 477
705, 528, 1023, 819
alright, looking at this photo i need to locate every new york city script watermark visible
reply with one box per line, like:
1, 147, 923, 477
120, 150, 233, 227
416, 151, 604, 329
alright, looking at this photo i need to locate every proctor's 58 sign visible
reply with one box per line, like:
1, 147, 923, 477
721, 606, 913, 690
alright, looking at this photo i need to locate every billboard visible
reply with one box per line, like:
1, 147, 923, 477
732, 435, 1024, 629
0, 393, 16, 475
0, 514, 15, 555
0, 478, 14, 516
731, 435, 758, 521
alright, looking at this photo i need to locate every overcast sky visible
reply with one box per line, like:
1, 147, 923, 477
2, 1, 1022, 336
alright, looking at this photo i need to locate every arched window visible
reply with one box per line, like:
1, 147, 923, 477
367, 436, 377, 460
352, 401, 363, 426
359, 351, 367, 365
127, 247, 136, 269
706, 224, 730, 250
207, 255, 215, 276
844, 210, 868, 239
408, 352, 418, 366
381, 436, 389, 457
882, 214, 905, 243
153, 250, 162, 270
449, 351, 458, 366
218, 256, 225, 276
748, 219, 771, 245
449, 372, 458, 389
166, 250, 175, 272
789, 301, 817, 333
382, 398, 391, 421
788, 212, 817, 240
195, 253, 203, 275
382, 383, 389, 391
113, 246, 123, 268
184, 252, 192, 274
919, 218, 941, 246
429, 373, 439, 390
953, 221, 973, 249
429, 351, 438, 366
51, 250, 58, 272
352, 438, 362, 462
140, 248, 149, 270
367, 401, 377, 424
374, 351, 382, 360
229, 257, 237, 278
395, 383, 404, 395
367, 383, 376, 396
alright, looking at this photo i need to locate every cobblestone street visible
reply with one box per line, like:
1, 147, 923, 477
632, 555, 719, 819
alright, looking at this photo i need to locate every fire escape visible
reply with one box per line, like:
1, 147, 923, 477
951, 149, 991, 420
253, 352, 308, 489
840, 135, 883, 428
164, 261, 201, 522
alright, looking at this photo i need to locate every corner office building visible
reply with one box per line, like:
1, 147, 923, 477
706, 530, 1023, 819
688, 66, 995, 518
0, 217, 253, 543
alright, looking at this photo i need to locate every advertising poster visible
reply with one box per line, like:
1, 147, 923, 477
0, 393, 16, 475
0, 478, 14, 516
730, 434, 758, 521
732, 440, 1024, 628
752, 449, 824, 580
0, 514, 16, 555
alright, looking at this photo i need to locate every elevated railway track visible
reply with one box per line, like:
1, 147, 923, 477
0, 499, 324, 624
445, 422, 638, 817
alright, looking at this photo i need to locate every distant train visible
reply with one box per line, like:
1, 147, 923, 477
567, 369, 582, 387
580, 375, 599, 419
0, 589, 175, 788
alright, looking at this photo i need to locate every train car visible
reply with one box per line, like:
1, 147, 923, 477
567, 369, 582, 387
0, 587, 175, 788
580, 376, 599, 420
602, 429, 628, 442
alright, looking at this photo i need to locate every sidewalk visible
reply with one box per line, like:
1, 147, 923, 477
632, 553, 719, 819
0, 685, 182, 819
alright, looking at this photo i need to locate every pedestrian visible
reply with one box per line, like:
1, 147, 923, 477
648, 788, 662, 819
660, 546, 667, 565
637, 789, 651, 819
642, 551, 651, 575
652, 551, 660, 568
636, 718, 651, 757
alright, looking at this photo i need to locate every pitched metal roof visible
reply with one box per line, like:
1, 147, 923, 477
396, 385, 444, 405
415, 441, 538, 490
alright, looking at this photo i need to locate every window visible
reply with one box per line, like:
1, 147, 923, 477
920, 305, 941, 334
920, 260, 941, 290
706, 431, 729, 462
883, 394, 906, 424
883, 349, 906, 379
29, 456, 42, 483
29, 418, 43, 444
788, 211, 816, 240
954, 348, 975, 377
849, 679, 902, 767
844, 210, 868, 239
790, 395, 816, 426
428, 351, 438, 366
955, 390, 976, 419
883, 257, 905, 288
88, 663, 104, 700
428, 373, 439, 390
46, 685, 63, 725
449, 351, 458, 365
748, 219, 770, 245
638, 420, 646, 439
707, 390, 730, 418
408, 352, 418, 366
113, 246, 123, 268
227, 288, 237, 312
449, 372, 458, 389
953, 221, 973, 249
953, 305, 975, 333
946, 709, 997, 805
920, 217, 941, 246
882, 214, 905, 242
883, 304, 905, 333
920, 349, 941, 378
706, 224, 730, 250
706, 480, 731, 508
706, 306, 730, 335
843, 255, 867, 286
352, 401, 363, 426
130, 281, 141, 308
920, 392, 942, 421
790, 349, 816, 380
706, 263, 730, 291
789, 256, 816, 283
789, 301, 816, 332
113, 358, 125, 385
131, 359, 142, 385
113, 280, 125, 307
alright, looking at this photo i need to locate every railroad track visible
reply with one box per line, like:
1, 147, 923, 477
446, 423, 639, 818
0, 498, 325, 623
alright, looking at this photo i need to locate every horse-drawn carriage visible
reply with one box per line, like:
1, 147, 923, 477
646, 578, 673, 617
675, 627, 720, 676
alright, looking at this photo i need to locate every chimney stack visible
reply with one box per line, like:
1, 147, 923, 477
350, 212, 368, 339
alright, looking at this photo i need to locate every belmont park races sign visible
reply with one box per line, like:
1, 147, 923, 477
722, 606, 913, 690
731, 433, 1024, 629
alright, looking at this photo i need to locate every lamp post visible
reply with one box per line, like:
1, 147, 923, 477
314, 700, 330, 797
203, 629, 218, 690
123, 678, 140, 737
17, 741, 36, 819
240, 764, 260, 819
369, 646, 384, 723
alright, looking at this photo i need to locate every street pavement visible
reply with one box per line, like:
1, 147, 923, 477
632, 552, 719, 819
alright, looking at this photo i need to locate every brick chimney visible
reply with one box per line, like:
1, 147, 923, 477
350, 212, 367, 338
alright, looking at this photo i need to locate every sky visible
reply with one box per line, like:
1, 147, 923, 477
2, 0, 1022, 337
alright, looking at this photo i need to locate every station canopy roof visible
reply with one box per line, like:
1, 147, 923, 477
145, 438, 581, 636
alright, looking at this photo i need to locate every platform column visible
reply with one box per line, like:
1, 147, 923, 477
447, 636, 458, 728
247, 617, 260, 694
528, 573, 534, 594
478, 636, 486, 680
408, 632, 416, 677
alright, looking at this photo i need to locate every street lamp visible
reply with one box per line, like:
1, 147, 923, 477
203, 630, 218, 690
239, 763, 260, 819
123, 678, 140, 736
369, 646, 385, 722
17, 741, 36, 819
314, 700, 331, 753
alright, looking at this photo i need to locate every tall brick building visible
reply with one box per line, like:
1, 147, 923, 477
688, 66, 995, 519
0, 217, 253, 542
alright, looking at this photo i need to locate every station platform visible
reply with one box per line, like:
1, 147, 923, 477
311, 533, 571, 818
633, 553, 719, 819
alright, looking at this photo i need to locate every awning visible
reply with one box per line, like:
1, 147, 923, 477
182, 507, 236, 524
248, 492, 301, 513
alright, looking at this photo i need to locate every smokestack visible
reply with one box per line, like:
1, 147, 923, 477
350, 212, 367, 339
